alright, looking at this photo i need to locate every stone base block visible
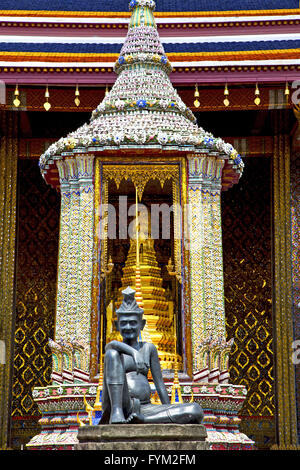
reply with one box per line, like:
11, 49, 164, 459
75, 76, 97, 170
27, 382, 254, 450
75, 424, 209, 451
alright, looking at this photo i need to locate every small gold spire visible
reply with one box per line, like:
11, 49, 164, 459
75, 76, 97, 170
93, 361, 104, 411
94, 305, 105, 411
171, 309, 183, 404
171, 363, 183, 404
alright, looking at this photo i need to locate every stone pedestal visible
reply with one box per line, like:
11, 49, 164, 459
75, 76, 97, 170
75, 424, 209, 451
27, 382, 254, 450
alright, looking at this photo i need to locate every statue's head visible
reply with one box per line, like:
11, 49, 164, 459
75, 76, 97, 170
115, 287, 146, 342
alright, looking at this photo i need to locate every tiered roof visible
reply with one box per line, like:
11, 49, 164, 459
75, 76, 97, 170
0, 0, 299, 12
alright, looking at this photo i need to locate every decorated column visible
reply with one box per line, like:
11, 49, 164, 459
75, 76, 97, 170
74, 155, 95, 379
55, 160, 71, 346
49, 155, 94, 383
188, 154, 233, 383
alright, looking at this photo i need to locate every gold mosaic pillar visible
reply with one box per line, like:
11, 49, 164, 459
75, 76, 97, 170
65, 159, 81, 343
0, 111, 18, 448
90, 158, 103, 379
188, 154, 232, 383
55, 160, 71, 346
50, 155, 94, 383
76, 156, 95, 355
273, 114, 298, 448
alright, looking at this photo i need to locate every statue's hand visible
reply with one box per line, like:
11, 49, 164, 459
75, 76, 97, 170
132, 350, 147, 375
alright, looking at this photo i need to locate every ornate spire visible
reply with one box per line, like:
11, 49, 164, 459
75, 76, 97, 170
114, 0, 172, 76
90, 0, 195, 126
39, 0, 244, 186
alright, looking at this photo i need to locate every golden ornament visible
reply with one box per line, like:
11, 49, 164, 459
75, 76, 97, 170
13, 97, 20, 107
43, 100, 51, 111
254, 96, 261, 106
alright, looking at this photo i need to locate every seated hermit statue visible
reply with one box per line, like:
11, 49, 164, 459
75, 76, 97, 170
100, 287, 204, 425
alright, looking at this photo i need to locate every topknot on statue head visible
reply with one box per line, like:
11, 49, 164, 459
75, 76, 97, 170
116, 287, 144, 317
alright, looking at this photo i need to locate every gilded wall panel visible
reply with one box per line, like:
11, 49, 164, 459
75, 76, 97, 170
11, 160, 60, 448
291, 139, 300, 441
0, 111, 18, 449
222, 156, 274, 449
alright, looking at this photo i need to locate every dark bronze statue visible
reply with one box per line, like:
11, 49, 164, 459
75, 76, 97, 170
100, 287, 204, 425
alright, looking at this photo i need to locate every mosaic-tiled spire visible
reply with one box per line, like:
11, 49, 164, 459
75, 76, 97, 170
39, 0, 244, 181
114, 0, 172, 76
90, 0, 195, 125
